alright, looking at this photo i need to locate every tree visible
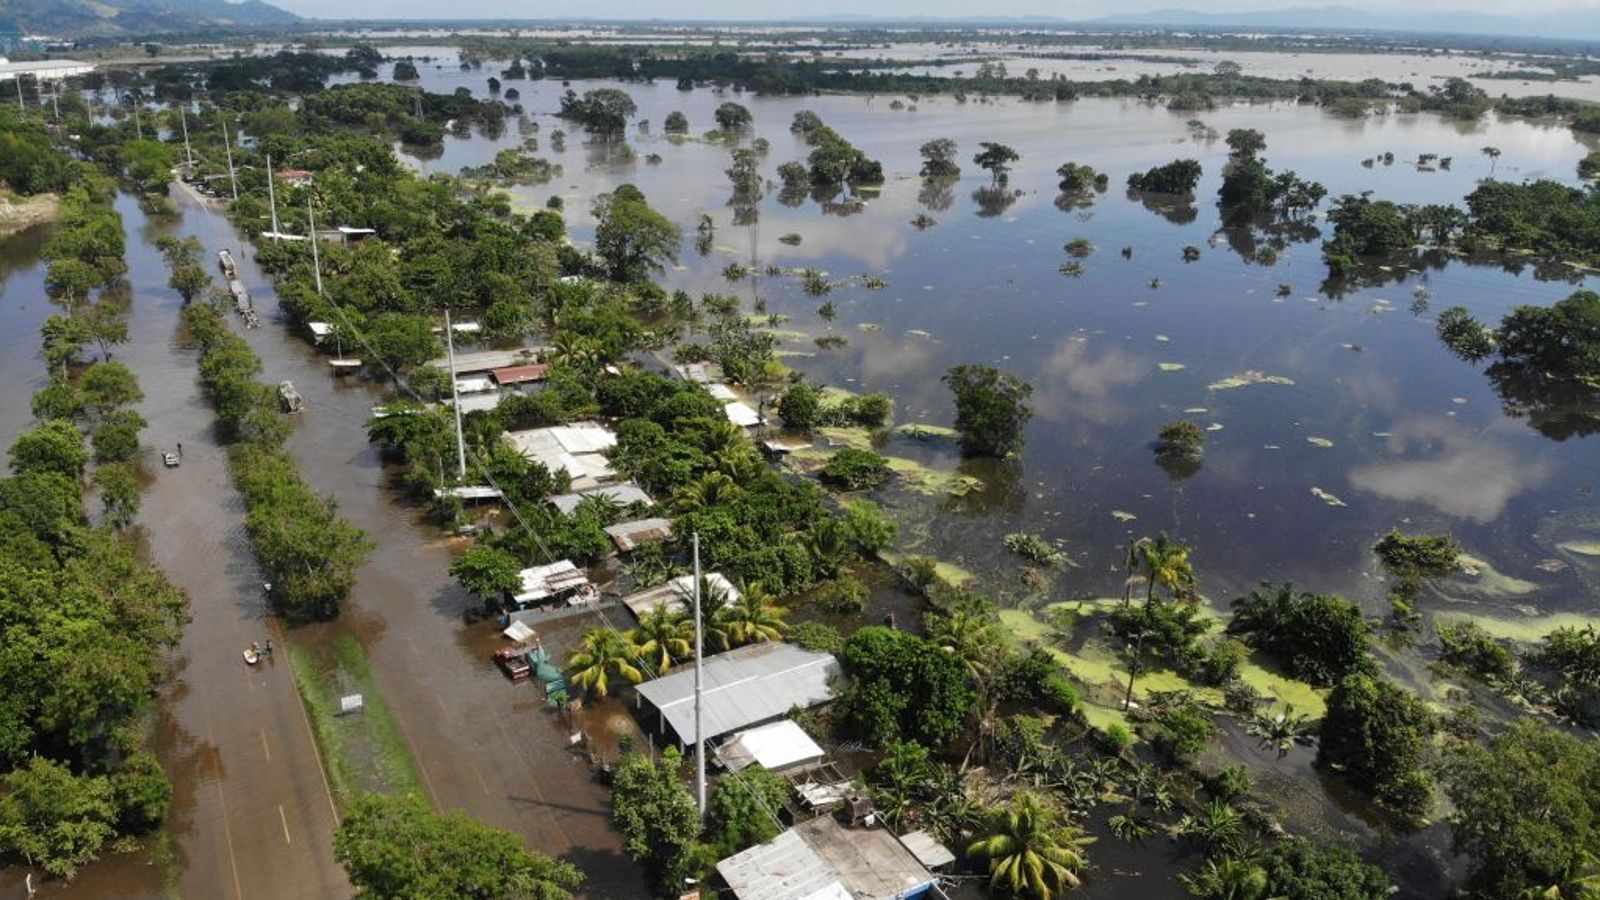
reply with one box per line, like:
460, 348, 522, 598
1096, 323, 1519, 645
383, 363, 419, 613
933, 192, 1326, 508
1495, 290, 1600, 381
973, 142, 1020, 183
1127, 159, 1203, 195
777, 381, 822, 429
1226, 128, 1267, 161
1437, 307, 1495, 362
592, 185, 682, 282
1319, 674, 1435, 823
713, 101, 752, 131
10, 420, 88, 480
449, 544, 523, 599
968, 792, 1094, 899
1257, 839, 1392, 899
558, 88, 637, 132
716, 583, 787, 647
90, 409, 144, 464
1180, 856, 1269, 900
663, 111, 688, 134
365, 313, 441, 373
78, 360, 143, 416
704, 766, 787, 857
392, 60, 419, 81
839, 626, 975, 745
1227, 583, 1372, 686
611, 747, 702, 897
1138, 531, 1195, 607
1155, 420, 1205, 461
334, 793, 581, 899
0, 756, 118, 879
1055, 162, 1106, 193
567, 627, 643, 698
1482, 145, 1502, 175
628, 605, 692, 674
1444, 720, 1600, 898
942, 364, 1033, 458
93, 461, 142, 528
919, 138, 960, 178
819, 447, 890, 490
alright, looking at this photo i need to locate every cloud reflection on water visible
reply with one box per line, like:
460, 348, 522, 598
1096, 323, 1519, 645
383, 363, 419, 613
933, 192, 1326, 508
1347, 418, 1551, 523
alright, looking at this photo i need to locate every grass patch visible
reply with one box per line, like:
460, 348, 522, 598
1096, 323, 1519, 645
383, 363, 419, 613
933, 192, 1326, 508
1434, 610, 1600, 644
287, 634, 424, 804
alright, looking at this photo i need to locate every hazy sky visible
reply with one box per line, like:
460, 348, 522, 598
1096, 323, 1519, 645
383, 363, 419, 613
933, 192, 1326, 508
272, 0, 1589, 21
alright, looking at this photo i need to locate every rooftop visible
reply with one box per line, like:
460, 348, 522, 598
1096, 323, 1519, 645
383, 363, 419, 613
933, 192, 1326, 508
0, 59, 94, 81
512, 560, 589, 605
490, 363, 550, 385
620, 571, 738, 620
503, 423, 618, 490
549, 483, 652, 516
716, 815, 936, 900
426, 347, 543, 373
604, 517, 673, 553
715, 719, 825, 773
636, 642, 838, 745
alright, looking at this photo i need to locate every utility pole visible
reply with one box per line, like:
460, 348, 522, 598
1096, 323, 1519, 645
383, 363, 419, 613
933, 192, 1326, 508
692, 533, 706, 819
15, 77, 24, 111
220, 112, 238, 201
445, 308, 467, 480
132, 97, 142, 139
179, 104, 194, 170
50, 80, 59, 119
265, 153, 281, 238
307, 197, 324, 296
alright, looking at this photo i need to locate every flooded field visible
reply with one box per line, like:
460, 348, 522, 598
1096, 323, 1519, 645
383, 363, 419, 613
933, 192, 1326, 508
4, 48, 1600, 897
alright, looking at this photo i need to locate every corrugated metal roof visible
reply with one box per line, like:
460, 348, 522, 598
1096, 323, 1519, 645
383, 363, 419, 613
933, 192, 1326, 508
724, 401, 761, 427
620, 572, 738, 619
550, 483, 652, 515
898, 830, 956, 870
716, 828, 851, 900
512, 560, 587, 604
637, 643, 838, 745
604, 517, 673, 552
715, 719, 825, 772
490, 364, 550, 385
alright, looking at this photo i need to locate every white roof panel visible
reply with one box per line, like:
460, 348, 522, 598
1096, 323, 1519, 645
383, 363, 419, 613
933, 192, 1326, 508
716, 720, 825, 773
636, 643, 839, 745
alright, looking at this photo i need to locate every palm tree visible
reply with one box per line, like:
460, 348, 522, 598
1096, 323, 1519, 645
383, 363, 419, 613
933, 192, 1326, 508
674, 574, 732, 651
717, 582, 788, 646
926, 599, 1002, 679
1179, 856, 1271, 900
1179, 800, 1248, 854
1139, 531, 1195, 608
968, 792, 1095, 899
628, 605, 692, 674
567, 627, 644, 698
672, 471, 740, 513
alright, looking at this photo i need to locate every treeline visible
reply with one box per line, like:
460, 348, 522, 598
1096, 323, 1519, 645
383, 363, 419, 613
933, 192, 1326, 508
0, 161, 185, 879
180, 300, 372, 622
0, 106, 82, 196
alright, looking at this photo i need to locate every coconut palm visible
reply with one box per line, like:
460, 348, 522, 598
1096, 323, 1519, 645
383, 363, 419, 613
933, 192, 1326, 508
926, 599, 1002, 680
1179, 856, 1272, 900
717, 582, 788, 646
968, 791, 1095, 899
673, 574, 732, 651
672, 471, 741, 513
567, 627, 643, 698
628, 605, 692, 674
1139, 531, 1196, 607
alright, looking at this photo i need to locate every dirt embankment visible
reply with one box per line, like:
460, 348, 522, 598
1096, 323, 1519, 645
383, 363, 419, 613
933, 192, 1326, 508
0, 192, 61, 236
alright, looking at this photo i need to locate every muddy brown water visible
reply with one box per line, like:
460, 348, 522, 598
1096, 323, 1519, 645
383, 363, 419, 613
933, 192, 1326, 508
0, 191, 641, 897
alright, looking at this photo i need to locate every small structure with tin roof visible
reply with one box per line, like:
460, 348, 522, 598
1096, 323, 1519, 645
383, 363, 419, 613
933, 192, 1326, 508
490, 363, 550, 386
604, 517, 673, 553
714, 719, 825, 773
511, 560, 591, 607
620, 571, 738, 620
549, 483, 652, 516
503, 423, 618, 490
635, 642, 838, 746
715, 813, 938, 900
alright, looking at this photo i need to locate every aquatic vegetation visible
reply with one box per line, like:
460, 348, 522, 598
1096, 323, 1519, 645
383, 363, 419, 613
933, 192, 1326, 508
1209, 371, 1295, 390
1003, 532, 1067, 566
1058, 261, 1086, 276
1064, 238, 1096, 258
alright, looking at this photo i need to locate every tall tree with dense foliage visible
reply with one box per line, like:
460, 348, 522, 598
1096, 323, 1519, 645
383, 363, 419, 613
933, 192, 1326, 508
592, 184, 682, 282
611, 747, 702, 897
968, 791, 1094, 899
942, 364, 1033, 458
1227, 583, 1372, 686
973, 142, 1020, 182
919, 138, 960, 178
839, 626, 975, 745
1443, 720, 1600, 899
1319, 674, 1435, 823
334, 793, 582, 899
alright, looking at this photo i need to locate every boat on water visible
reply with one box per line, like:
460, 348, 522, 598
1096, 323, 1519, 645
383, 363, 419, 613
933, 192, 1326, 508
162, 450, 180, 467
243, 646, 260, 665
218, 248, 236, 278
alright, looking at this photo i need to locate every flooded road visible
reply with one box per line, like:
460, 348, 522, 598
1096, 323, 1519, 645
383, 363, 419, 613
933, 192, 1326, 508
0, 188, 639, 896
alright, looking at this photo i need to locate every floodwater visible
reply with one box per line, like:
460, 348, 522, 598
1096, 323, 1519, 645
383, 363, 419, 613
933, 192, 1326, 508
6, 52, 1600, 897
367, 58, 1600, 618
0, 191, 641, 895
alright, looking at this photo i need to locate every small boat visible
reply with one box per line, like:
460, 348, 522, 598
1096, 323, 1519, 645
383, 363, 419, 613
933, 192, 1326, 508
162, 451, 181, 468
243, 647, 260, 665
329, 358, 363, 373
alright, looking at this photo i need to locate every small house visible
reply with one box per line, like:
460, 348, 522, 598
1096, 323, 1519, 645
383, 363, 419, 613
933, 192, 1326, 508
715, 813, 939, 900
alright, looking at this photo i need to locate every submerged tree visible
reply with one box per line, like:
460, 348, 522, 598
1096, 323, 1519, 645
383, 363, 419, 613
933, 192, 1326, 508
942, 364, 1033, 458
919, 138, 961, 178
973, 142, 1020, 183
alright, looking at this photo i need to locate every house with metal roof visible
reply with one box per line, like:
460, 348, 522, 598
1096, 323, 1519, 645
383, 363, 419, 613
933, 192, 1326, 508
490, 363, 550, 386
604, 517, 673, 553
715, 813, 940, 900
619, 571, 738, 620
503, 423, 618, 490
635, 642, 838, 746
714, 719, 825, 773
549, 483, 652, 516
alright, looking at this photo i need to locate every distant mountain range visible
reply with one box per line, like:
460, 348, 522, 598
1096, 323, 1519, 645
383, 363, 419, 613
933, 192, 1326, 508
5, 0, 297, 39
1085, 6, 1600, 41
